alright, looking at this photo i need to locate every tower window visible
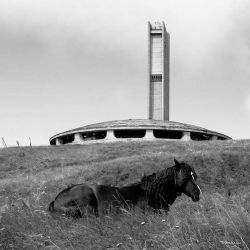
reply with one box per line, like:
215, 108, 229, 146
153, 130, 183, 139
190, 132, 212, 141
114, 130, 146, 138
151, 74, 162, 82
81, 131, 107, 140
61, 134, 74, 144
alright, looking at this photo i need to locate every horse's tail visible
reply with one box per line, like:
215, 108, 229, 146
48, 201, 55, 212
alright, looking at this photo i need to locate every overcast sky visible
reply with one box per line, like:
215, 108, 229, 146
0, 0, 250, 146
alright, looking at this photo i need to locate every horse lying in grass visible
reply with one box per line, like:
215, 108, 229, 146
48, 159, 201, 217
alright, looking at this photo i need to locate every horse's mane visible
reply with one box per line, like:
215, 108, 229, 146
141, 165, 178, 207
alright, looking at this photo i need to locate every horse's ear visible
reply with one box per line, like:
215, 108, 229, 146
174, 158, 180, 165
141, 173, 146, 181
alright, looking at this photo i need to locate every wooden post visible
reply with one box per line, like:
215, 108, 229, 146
2, 137, 7, 147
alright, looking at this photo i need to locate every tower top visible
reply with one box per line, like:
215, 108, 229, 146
149, 21, 166, 30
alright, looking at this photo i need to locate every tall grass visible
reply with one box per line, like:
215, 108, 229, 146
0, 140, 250, 249
0, 190, 249, 249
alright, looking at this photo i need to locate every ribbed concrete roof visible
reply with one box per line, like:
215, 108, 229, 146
50, 119, 231, 141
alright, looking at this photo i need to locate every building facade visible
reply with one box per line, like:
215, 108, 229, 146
49, 22, 231, 145
148, 21, 170, 121
49, 119, 231, 145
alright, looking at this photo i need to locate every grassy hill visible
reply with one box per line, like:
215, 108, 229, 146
0, 140, 250, 249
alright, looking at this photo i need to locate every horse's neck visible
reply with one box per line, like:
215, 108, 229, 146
148, 179, 178, 209
159, 182, 178, 204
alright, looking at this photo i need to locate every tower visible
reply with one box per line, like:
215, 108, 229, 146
148, 21, 170, 121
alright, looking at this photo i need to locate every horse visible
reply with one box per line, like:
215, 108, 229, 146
48, 159, 201, 217
141, 159, 201, 210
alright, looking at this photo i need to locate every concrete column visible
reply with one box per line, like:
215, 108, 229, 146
105, 130, 116, 141
182, 131, 191, 141
55, 138, 63, 145
211, 135, 218, 140
74, 133, 84, 143
144, 129, 155, 140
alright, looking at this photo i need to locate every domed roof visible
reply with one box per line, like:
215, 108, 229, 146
49, 119, 231, 142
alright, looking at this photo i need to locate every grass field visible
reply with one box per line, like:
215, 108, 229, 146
0, 140, 250, 249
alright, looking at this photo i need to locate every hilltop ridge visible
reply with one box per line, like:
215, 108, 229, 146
0, 140, 249, 198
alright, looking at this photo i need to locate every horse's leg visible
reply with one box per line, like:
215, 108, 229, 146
48, 201, 54, 212
88, 192, 99, 217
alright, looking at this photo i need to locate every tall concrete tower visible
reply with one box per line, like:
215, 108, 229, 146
148, 21, 170, 121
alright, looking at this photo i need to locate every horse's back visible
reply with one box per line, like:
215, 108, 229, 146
93, 185, 119, 203
54, 184, 93, 205
93, 184, 147, 211
51, 183, 98, 216
49, 182, 147, 217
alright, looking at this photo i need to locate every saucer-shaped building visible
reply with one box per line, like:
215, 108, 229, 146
49, 119, 231, 145
50, 22, 231, 146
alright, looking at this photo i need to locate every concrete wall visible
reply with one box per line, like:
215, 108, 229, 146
52, 128, 230, 145
151, 34, 162, 74
148, 22, 169, 121
67, 129, 193, 144
150, 81, 163, 120
162, 23, 170, 121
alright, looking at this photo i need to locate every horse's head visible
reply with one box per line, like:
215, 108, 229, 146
173, 159, 201, 202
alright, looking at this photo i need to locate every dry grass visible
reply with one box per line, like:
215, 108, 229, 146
0, 140, 250, 249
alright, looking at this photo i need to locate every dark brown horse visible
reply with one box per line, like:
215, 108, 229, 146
141, 159, 201, 210
48, 159, 200, 217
